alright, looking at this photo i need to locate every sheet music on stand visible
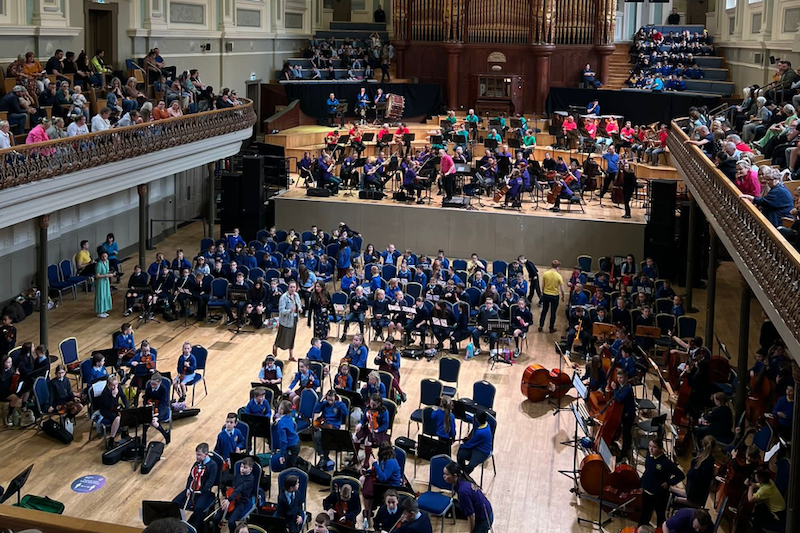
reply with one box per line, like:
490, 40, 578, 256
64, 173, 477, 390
431, 317, 448, 327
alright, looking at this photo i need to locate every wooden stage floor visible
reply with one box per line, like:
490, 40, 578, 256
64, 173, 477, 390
278, 183, 648, 224
0, 221, 768, 533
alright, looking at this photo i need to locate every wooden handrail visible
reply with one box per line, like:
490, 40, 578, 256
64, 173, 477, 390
0, 98, 256, 190
0, 505, 143, 533
668, 118, 800, 353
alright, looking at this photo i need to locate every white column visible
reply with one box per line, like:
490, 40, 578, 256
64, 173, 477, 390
144, 0, 168, 30
32, 0, 68, 27
220, 0, 236, 30
760, 0, 773, 40
732, 0, 745, 39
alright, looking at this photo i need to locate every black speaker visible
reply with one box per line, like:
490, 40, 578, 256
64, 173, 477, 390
677, 201, 708, 288
644, 180, 678, 280
442, 196, 470, 208
218, 155, 266, 240
359, 190, 385, 200
307, 187, 332, 197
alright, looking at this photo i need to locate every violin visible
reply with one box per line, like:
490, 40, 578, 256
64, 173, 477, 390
9, 371, 21, 394
520, 364, 572, 403
140, 352, 156, 372
118, 348, 136, 361
219, 486, 239, 526
313, 416, 326, 428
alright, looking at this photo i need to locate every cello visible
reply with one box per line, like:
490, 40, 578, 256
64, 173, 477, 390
578, 453, 643, 519
745, 367, 772, 424
520, 364, 573, 402
547, 180, 563, 204
611, 168, 624, 204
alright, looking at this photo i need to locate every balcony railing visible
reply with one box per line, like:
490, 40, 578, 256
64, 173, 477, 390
668, 118, 800, 353
0, 99, 256, 190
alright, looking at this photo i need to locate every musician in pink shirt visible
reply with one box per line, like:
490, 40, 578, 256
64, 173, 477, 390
439, 149, 456, 201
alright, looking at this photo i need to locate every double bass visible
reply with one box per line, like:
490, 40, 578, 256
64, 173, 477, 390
611, 168, 624, 204
578, 454, 643, 519
520, 364, 571, 402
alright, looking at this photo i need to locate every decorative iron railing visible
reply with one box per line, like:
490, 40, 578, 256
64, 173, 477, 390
668, 118, 800, 350
0, 98, 256, 190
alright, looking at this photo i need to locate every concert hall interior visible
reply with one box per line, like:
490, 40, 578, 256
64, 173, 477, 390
1, 1, 800, 533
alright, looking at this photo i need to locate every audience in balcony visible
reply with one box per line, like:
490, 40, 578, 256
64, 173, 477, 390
0, 121, 11, 149
25, 117, 51, 146
0, 85, 37, 134
45, 49, 69, 85
742, 97, 771, 143
153, 100, 170, 120
739, 168, 793, 227
90, 49, 113, 83
38, 81, 63, 117
66, 114, 89, 136
167, 101, 183, 118
69, 85, 90, 122
116, 110, 140, 128
91, 107, 112, 132
47, 117, 68, 139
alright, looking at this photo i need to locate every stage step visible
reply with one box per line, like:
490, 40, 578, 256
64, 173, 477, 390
329, 22, 387, 32
316, 30, 390, 42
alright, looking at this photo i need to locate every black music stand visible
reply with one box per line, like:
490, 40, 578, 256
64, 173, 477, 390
561, 374, 590, 448
247, 513, 288, 533
510, 119, 522, 130
550, 343, 574, 415
487, 320, 511, 370
558, 396, 590, 495
120, 406, 154, 472
334, 102, 348, 127
0, 464, 33, 506
430, 135, 443, 147
401, 133, 415, 157
418, 155, 439, 204
240, 413, 272, 453
321, 427, 355, 470
483, 138, 498, 151
361, 132, 375, 143
228, 306, 255, 340
335, 388, 364, 409
142, 501, 182, 525
374, 102, 389, 124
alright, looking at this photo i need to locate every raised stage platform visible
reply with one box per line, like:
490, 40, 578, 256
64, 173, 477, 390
273, 186, 646, 264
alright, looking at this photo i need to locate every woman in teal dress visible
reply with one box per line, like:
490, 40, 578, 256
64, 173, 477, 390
94, 251, 113, 318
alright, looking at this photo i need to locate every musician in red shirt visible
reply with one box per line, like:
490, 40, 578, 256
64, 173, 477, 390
377, 123, 392, 150
349, 123, 364, 156
394, 122, 410, 156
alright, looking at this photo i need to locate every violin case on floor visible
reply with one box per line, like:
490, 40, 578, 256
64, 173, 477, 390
102, 436, 140, 465
42, 419, 73, 444
140, 441, 165, 474
171, 407, 201, 421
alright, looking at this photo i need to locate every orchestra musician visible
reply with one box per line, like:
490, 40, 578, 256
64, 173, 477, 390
360, 441, 403, 525
97, 374, 130, 450
402, 159, 426, 204
123, 265, 149, 317
349, 123, 365, 156
142, 373, 171, 444
394, 122, 410, 157
173, 267, 198, 317
322, 483, 361, 527
172, 443, 219, 531
355, 88, 370, 123
326, 93, 340, 127
619, 161, 638, 219
392, 497, 434, 533
564, 305, 592, 358
320, 154, 341, 193
438, 147, 457, 202
504, 168, 523, 208
313, 389, 349, 468
465, 108, 480, 141
377, 123, 392, 150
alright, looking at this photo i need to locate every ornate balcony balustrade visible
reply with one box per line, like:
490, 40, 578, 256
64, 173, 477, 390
0, 99, 256, 191
669, 118, 800, 357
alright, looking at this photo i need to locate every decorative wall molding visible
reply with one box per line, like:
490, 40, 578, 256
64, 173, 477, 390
169, 2, 205, 25
236, 8, 262, 27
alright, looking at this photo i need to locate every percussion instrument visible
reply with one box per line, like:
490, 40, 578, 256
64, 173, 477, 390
386, 94, 405, 121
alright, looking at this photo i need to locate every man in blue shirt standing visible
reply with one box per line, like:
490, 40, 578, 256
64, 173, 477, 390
600, 145, 620, 199
326, 92, 340, 127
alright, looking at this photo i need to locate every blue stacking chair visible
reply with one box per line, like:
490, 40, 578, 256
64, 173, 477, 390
577, 255, 593, 273
275, 230, 287, 243
408, 379, 443, 436
206, 278, 231, 322
58, 337, 82, 389
417, 454, 455, 533
278, 468, 308, 527
677, 316, 697, 339
438, 357, 460, 398
186, 345, 208, 405
47, 263, 77, 303
320, 341, 333, 364
296, 389, 318, 435
60, 259, 88, 292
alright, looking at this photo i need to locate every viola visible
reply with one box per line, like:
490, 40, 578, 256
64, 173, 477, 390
9, 371, 21, 393
333, 496, 352, 526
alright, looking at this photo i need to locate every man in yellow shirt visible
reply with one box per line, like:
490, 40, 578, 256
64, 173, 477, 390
538, 260, 565, 333
747, 469, 786, 532
75, 239, 96, 276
